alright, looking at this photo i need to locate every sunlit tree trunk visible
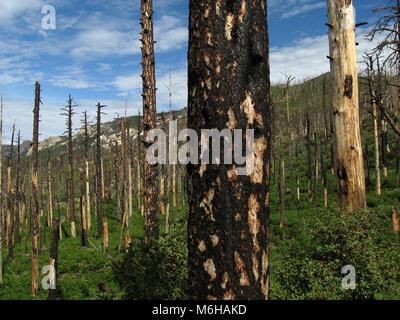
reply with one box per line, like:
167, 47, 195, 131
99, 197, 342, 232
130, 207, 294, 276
327, 0, 367, 210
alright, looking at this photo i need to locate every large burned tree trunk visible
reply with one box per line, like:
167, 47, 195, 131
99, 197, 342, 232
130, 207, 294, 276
96, 103, 105, 239
140, 0, 159, 243
188, 0, 271, 300
327, 0, 366, 210
31, 82, 41, 296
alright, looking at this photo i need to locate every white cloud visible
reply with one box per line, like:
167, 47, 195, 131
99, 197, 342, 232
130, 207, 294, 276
281, 2, 326, 19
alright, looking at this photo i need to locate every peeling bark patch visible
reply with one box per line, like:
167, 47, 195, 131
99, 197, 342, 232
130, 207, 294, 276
344, 75, 353, 99
228, 166, 238, 182
227, 108, 238, 130
200, 188, 216, 222
216, 0, 222, 16
248, 195, 261, 253
221, 272, 229, 289
248, 137, 267, 184
199, 164, 207, 178
203, 259, 217, 281
252, 253, 259, 281
240, 92, 263, 127
198, 240, 206, 252
211, 234, 219, 247
225, 13, 235, 41
238, 1, 247, 24
235, 251, 250, 286
224, 289, 235, 300
261, 250, 269, 298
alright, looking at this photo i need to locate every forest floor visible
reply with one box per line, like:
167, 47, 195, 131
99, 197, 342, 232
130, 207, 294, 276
0, 163, 400, 300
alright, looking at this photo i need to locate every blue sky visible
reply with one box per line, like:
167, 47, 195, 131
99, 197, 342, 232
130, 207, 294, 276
0, 0, 388, 143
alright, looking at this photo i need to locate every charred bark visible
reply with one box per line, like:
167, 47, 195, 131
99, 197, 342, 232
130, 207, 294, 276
141, 0, 159, 243
188, 0, 271, 300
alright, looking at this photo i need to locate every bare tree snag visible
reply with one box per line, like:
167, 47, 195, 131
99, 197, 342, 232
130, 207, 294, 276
79, 170, 89, 248
48, 218, 60, 300
306, 113, 313, 202
31, 81, 41, 297
82, 111, 91, 230
188, 0, 271, 300
47, 150, 53, 230
96, 103, 106, 239
61, 96, 77, 237
141, 0, 159, 244
15, 131, 21, 243
7, 123, 15, 257
327, 0, 367, 210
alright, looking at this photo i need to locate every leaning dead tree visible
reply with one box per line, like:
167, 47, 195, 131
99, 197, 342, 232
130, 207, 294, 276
326, 0, 367, 210
141, 0, 159, 243
31, 81, 41, 296
188, 0, 271, 299
61, 96, 77, 237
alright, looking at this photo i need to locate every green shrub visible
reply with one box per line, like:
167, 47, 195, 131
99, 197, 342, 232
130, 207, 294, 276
116, 212, 188, 300
271, 208, 400, 300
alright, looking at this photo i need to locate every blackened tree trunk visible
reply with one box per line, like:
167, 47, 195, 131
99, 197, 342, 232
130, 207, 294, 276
327, 0, 367, 210
96, 103, 105, 239
31, 81, 41, 296
15, 131, 21, 244
141, 0, 159, 244
61, 96, 76, 237
7, 124, 15, 258
82, 111, 91, 231
306, 113, 313, 201
47, 218, 60, 300
188, 0, 271, 300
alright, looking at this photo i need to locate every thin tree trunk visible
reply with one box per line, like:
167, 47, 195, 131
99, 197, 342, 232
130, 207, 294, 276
188, 0, 271, 299
141, 0, 159, 244
279, 159, 285, 229
327, 0, 367, 210
96, 103, 105, 239
15, 131, 21, 243
393, 208, 400, 234
306, 113, 313, 201
82, 111, 91, 231
79, 170, 89, 248
48, 218, 60, 300
7, 124, 15, 258
31, 81, 41, 297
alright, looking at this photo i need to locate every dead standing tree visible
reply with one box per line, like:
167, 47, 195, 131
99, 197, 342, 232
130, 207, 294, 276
6, 123, 15, 258
188, 0, 271, 299
141, 0, 159, 243
96, 103, 106, 239
31, 81, 41, 297
81, 111, 91, 230
61, 96, 77, 237
0, 96, 3, 284
326, 0, 367, 210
